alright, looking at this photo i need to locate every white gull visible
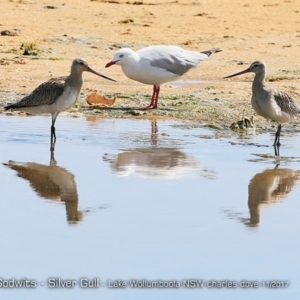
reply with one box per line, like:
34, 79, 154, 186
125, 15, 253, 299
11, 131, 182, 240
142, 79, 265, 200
106, 45, 222, 109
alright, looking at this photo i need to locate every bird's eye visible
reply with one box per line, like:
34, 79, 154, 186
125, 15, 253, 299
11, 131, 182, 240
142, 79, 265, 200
120, 54, 124, 58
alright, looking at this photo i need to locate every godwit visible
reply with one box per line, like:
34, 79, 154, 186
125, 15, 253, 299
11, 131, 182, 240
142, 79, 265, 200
105, 45, 222, 109
4, 58, 116, 149
224, 61, 300, 148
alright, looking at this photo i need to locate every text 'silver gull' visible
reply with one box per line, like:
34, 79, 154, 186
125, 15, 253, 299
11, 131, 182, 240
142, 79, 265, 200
4, 58, 116, 149
224, 61, 300, 150
105, 45, 222, 109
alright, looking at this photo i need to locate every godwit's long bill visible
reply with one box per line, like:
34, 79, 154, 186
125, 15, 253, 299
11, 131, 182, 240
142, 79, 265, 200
224, 61, 300, 153
105, 45, 222, 109
4, 58, 116, 150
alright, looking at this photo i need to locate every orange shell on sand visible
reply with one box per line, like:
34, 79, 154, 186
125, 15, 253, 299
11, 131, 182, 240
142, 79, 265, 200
86, 92, 116, 107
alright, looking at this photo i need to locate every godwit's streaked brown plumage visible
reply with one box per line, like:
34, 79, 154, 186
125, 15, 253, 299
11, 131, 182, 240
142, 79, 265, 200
4, 58, 116, 149
224, 61, 300, 149
105, 45, 222, 109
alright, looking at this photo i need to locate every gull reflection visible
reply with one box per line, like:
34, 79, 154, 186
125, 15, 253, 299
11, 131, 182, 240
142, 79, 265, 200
3, 152, 83, 225
246, 165, 300, 226
103, 148, 215, 180
150, 119, 158, 146
86, 117, 159, 146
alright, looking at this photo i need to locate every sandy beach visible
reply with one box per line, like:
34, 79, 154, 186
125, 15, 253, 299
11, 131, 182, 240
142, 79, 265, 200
0, 0, 299, 129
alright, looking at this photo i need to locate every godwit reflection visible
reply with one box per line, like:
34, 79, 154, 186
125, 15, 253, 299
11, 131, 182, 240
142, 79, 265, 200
246, 166, 300, 226
3, 152, 83, 225
225, 166, 300, 227
103, 148, 215, 180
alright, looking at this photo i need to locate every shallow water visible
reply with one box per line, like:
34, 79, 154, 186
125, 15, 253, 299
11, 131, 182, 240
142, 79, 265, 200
0, 115, 300, 299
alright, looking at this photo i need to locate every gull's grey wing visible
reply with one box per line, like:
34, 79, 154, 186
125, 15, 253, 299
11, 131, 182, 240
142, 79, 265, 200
138, 46, 208, 76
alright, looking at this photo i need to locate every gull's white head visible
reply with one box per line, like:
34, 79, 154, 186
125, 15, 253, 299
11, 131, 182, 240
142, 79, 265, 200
105, 48, 136, 68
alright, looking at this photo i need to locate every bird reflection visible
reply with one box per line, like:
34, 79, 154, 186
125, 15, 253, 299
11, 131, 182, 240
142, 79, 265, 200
150, 119, 158, 146
87, 118, 215, 179
3, 151, 82, 225
274, 144, 280, 157
246, 165, 300, 226
86, 117, 159, 146
103, 148, 215, 180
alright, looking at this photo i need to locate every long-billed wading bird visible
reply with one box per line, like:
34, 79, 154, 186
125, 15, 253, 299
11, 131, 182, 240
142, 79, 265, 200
105, 45, 222, 109
224, 61, 300, 152
4, 58, 116, 150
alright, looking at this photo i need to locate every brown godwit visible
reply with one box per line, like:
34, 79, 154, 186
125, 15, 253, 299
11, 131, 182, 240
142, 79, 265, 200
224, 61, 300, 150
105, 45, 222, 109
4, 58, 116, 149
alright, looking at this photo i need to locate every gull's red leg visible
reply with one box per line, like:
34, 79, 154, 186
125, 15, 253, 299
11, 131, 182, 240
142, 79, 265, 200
138, 85, 158, 109
151, 86, 160, 109
132, 85, 160, 109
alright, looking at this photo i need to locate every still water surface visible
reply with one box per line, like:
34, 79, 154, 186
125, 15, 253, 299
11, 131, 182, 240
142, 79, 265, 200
0, 115, 299, 299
